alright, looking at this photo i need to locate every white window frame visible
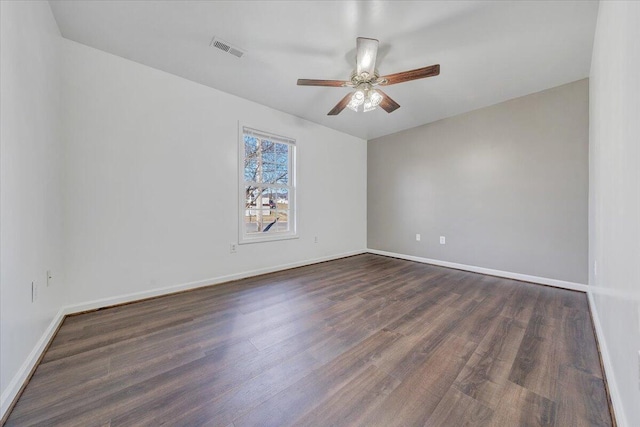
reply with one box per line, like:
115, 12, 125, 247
238, 125, 297, 244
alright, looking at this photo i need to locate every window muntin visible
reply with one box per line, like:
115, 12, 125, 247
240, 127, 296, 243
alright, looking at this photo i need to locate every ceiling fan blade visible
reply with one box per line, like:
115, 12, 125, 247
377, 90, 400, 113
328, 92, 354, 116
297, 79, 350, 87
380, 64, 440, 86
356, 37, 379, 76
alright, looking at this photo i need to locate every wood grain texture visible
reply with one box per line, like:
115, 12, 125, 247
327, 92, 353, 116
379, 64, 440, 85
4, 254, 613, 426
296, 79, 349, 87
377, 89, 401, 113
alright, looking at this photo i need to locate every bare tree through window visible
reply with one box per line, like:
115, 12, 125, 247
241, 127, 295, 241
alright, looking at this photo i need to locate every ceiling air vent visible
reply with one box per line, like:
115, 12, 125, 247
210, 37, 245, 58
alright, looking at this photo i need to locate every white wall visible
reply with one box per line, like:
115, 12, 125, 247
60, 39, 367, 306
0, 0, 66, 415
0, 3, 365, 417
589, 1, 640, 426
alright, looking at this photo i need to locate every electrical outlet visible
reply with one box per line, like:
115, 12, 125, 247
31, 281, 38, 302
416, 234, 421, 241
314, 236, 318, 244
440, 236, 446, 245
230, 243, 237, 254
46, 270, 52, 287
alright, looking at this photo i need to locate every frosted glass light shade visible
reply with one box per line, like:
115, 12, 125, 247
370, 90, 383, 106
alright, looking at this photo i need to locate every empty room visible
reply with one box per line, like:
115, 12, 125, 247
1, 0, 638, 426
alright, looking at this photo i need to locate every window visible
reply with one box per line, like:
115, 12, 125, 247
239, 126, 296, 243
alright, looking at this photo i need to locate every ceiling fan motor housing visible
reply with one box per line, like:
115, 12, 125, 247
350, 71, 386, 87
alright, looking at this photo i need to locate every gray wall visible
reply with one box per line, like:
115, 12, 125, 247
368, 79, 588, 284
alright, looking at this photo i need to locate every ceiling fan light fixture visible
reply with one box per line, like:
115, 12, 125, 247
369, 89, 382, 107
352, 89, 365, 104
363, 99, 376, 112
347, 89, 365, 111
346, 100, 359, 112
363, 89, 383, 112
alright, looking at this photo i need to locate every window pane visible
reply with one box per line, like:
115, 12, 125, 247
244, 198, 260, 233
245, 140, 289, 185
276, 164, 288, 184
262, 162, 278, 184
275, 143, 288, 164
276, 210, 289, 232
262, 212, 278, 232
261, 140, 276, 164
244, 158, 258, 182
245, 186, 262, 209
264, 188, 276, 212
244, 212, 260, 234
244, 136, 259, 183
244, 185, 280, 234
245, 136, 258, 157
276, 188, 289, 206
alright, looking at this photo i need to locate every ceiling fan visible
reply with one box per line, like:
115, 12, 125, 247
297, 37, 440, 115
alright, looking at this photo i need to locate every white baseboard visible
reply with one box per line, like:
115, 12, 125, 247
63, 249, 366, 314
0, 249, 366, 421
0, 308, 66, 419
367, 248, 588, 292
587, 292, 627, 427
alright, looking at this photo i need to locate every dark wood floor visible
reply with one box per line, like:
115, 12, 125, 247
5, 254, 612, 426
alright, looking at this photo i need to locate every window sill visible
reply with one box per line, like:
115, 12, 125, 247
238, 234, 299, 245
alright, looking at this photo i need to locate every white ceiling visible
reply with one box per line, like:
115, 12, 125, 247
49, 0, 599, 140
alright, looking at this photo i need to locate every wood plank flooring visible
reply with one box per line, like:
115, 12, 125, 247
4, 254, 612, 426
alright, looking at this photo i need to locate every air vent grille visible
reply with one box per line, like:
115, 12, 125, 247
213, 40, 230, 52
210, 37, 245, 58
